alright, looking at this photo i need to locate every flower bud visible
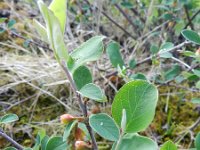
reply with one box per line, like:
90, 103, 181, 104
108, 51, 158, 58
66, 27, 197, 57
60, 114, 75, 124
75, 141, 91, 150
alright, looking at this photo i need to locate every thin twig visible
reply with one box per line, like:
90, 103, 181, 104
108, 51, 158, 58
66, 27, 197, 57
0, 26, 52, 51
114, 4, 139, 35
130, 8, 145, 23
184, 9, 200, 29
171, 56, 192, 70
0, 128, 24, 150
83, 0, 136, 39
184, 5, 194, 30
61, 61, 98, 150
136, 41, 191, 65
104, 41, 191, 79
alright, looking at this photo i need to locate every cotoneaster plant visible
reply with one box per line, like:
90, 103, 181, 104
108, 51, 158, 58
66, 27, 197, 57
1, 0, 200, 150
31, 0, 160, 149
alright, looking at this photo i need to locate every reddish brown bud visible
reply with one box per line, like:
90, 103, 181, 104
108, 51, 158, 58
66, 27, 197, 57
75, 141, 91, 150
75, 128, 85, 140
60, 114, 75, 125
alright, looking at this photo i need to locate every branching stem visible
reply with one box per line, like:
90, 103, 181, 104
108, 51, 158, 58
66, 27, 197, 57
61, 61, 98, 150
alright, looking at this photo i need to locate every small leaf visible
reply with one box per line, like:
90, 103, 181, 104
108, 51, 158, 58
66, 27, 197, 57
160, 42, 174, 51
115, 133, 158, 150
193, 69, 200, 77
164, 65, 180, 81
70, 36, 105, 72
89, 113, 120, 141
129, 59, 136, 69
0, 17, 7, 23
196, 81, 200, 89
79, 83, 106, 102
195, 132, 200, 150
191, 98, 200, 104
159, 52, 173, 58
120, 2, 133, 9
106, 41, 124, 68
183, 51, 196, 57
150, 44, 159, 54
7, 19, 16, 28
63, 120, 78, 141
49, 0, 67, 34
160, 140, 177, 150
181, 30, 200, 45
73, 65, 92, 90
0, 114, 19, 124
129, 73, 147, 80
45, 136, 68, 150
112, 80, 158, 133
37, 1, 69, 63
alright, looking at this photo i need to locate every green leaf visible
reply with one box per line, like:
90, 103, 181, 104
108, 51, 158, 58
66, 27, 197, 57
160, 140, 177, 150
160, 42, 174, 51
106, 41, 124, 68
0, 114, 19, 124
0, 18, 7, 23
183, 51, 196, 57
7, 19, 16, 28
120, 2, 133, 9
33, 19, 48, 43
73, 65, 92, 90
89, 113, 120, 141
63, 120, 77, 141
196, 81, 200, 89
79, 83, 107, 102
195, 132, 200, 150
159, 52, 173, 58
41, 135, 49, 150
112, 80, 158, 133
37, 0, 69, 63
181, 30, 200, 45
49, 0, 66, 34
150, 44, 159, 54
129, 59, 136, 69
115, 134, 158, 150
164, 65, 180, 81
193, 69, 200, 77
45, 136, 68, 150
130, 73, 147, 80
69, 36, 105, 72
191, 98, 200, 104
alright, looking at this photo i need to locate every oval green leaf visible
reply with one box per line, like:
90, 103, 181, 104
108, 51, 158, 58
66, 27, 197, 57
160, 140, 177, 150
114, 134, 158, 150
106, 41, 124, 68
69, 36, 105, 72
112, 80, 158, 133
73, 65, 92, 90
45, 136, 67, 150
181, 30, 200, 45
89, 113, 120, 141
0, 114, 19, 124
79, 83, 107, 102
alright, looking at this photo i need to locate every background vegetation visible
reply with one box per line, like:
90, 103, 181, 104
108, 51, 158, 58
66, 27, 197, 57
0, 0, 200, 149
